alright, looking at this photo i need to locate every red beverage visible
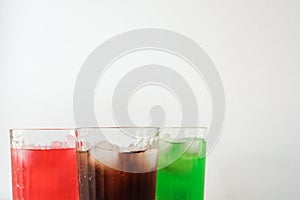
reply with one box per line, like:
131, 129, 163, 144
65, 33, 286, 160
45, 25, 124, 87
11, 148, 79, 200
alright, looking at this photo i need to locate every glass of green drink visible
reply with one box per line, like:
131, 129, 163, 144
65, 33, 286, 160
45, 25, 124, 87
156, 127, 207, 200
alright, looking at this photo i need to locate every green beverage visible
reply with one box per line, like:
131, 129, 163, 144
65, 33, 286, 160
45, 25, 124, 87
156, 137, 206, 200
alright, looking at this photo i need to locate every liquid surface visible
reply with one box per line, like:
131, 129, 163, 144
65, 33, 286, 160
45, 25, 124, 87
11, 148, 79, 200
156, 139, 206, 200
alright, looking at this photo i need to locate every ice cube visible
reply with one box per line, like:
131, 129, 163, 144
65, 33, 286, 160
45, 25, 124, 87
95, 140, 115, 151
127, 143, 148, 153
126, 138, 152, 153
161, 134, 172, 142
65, 135, 76, 148
119, 148, 158, 173
50, 141, 63, 149
90, 140, 119, 169
93, 140, 121, 152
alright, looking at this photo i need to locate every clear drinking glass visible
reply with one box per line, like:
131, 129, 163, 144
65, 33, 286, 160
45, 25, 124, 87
76, 127, 159, 200
156, 127, 207, 200
10, 129, 79, 200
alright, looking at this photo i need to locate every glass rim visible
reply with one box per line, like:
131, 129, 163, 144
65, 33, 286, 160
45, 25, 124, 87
159, 126, 208, 129
9, 128, 76, 137
10, 126, 207, 131
10, 126, 208, 132
10, 128, 75, 132
159, 126, 208, 140
76, 126, 159, 130
76, 127, 160, 139
76, 126, 207, 129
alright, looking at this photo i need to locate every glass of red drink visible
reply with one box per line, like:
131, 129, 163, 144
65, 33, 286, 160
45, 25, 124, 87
76, 127, 159, 200
10, 129, 79, 200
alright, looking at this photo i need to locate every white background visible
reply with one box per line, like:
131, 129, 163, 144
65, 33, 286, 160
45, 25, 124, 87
1, 0, 300, 199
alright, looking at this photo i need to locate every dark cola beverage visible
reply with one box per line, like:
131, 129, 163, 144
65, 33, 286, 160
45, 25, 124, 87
77, 142, 158, 200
